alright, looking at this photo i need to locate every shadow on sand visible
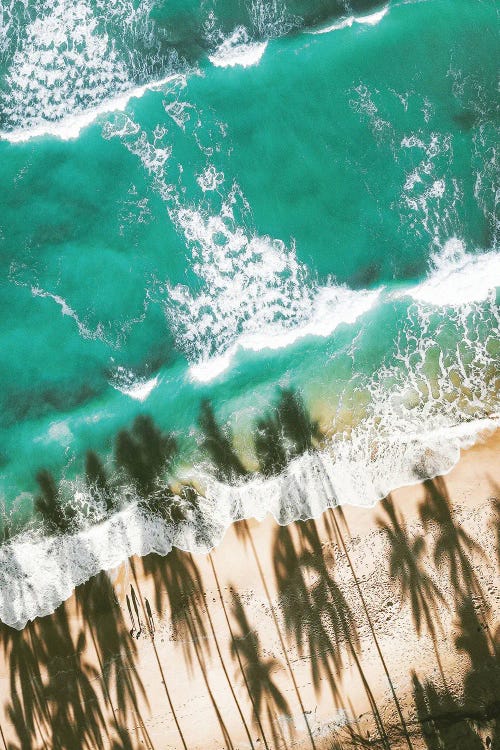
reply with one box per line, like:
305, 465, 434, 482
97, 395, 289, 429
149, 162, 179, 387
1, 395, 498, 749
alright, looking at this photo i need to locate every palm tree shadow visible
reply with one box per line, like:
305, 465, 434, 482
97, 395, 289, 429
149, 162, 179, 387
141, 548, 207, 672
141, 547, 236, 749
230, 591, 291, 748
85, 450, 116, 514
232, 517, 318, 750
36, 604, 107, 749
419, 477, 487, 604
412, 670, 485, 750
376, 495, 448, 685
115, 415, 177, 500
1, 600, 111, 750
0, 619, 50, 750
275, 518, 392, 748
1, 539, 154, 750
34, 469, 76, 535
198, 399, 248, 483
273, 521, 342, 701
323, 505, 416, 750
253, 388, 321, 479
454, 595, 500, 740
74, 572, 148, 725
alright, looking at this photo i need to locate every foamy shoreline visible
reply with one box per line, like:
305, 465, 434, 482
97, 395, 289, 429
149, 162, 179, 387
0, 416, 497, 631
0, 421, 498, 750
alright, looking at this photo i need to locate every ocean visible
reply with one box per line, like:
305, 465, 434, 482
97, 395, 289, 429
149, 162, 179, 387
0, 0, 498, 628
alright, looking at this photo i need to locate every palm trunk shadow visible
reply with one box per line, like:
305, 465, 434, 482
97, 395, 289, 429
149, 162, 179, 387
419, 477, 494, 647
139, 548, 239, 749
274, 518, 391, 749
209, 552, 269, 750
377, 495, 449, 690
240, 519, 317, 749
74, 571, 154, 749
230, 591, 292, 749
206, 553, 258, 749
198, 393, 319, 749
323, 503, 416, 748
130, 560, 187, 750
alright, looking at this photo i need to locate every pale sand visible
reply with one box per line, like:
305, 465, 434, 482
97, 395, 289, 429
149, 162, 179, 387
0, 429, 498, 749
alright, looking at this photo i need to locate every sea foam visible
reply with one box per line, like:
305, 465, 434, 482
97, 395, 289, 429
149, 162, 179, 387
189, 285, 380, 383
0, 413, 497, 630
110, 369, 160, 402
396, 238, 500, 306
311, 5, 389, 35
0, 74, 181, 143
1, 246, 499, 628
0, 0, 180, 143
209, 27, 268, 68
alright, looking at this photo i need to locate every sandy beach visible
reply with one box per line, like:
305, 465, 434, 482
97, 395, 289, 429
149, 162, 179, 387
0, 428, 498, 750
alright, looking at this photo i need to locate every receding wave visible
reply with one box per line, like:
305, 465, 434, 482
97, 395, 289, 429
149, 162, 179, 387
0, 413, 497, 630
208, 27, 268, 69
1, 74, 183, 143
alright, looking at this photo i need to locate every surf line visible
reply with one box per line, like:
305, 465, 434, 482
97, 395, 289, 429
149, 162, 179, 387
0, 73, 185, 144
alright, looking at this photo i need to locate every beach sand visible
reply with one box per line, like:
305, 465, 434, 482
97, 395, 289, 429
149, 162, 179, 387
0, 429, 498, 749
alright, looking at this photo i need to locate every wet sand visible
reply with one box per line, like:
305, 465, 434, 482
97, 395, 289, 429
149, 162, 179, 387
0, 428, 499, 749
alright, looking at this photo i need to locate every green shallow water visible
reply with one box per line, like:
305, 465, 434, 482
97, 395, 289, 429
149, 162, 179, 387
0, 0, 498, 510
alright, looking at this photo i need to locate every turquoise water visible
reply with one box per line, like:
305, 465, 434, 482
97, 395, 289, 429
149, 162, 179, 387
0, 0, 499, 625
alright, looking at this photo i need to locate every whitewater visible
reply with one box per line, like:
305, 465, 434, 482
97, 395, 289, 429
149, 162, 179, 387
0, 0, 498, 628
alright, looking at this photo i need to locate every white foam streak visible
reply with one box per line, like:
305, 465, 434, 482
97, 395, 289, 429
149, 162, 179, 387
1, 416, 497, 630
31, 286, 102, 340
113, 376, 159, 402
190, 351, 235, 383
311, 5, 388, 35
190, 286, 380, 382
209, 27, 267, 68
1, 74, 181, 143
395, 239, 500, 306
356, 7, 389, 25
314, 17, 355, 33
109, 366, 160, 402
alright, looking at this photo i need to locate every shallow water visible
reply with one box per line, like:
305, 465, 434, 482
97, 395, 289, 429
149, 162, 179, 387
0, 0, 499, 627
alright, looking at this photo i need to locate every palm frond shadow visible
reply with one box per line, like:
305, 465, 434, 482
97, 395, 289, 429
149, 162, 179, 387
376, 495, 448, 684
1, 566, 152, 750
254, 388, 321, 478
273, 519, 390, 749
323, 505, 416, 750
454, 595, 500, 726
1, 602, 108, 750
85, 451, 116, 514
0, 621, 50, 750
230, 591, 290, 748
419, 477, 487, 604
34, 469, 76, 535
140, 548, 236, 750
115, 414, 177, 500
273, 522, 343, 700
141, 549, 207, 671
74, 572, 147, 723
198, 399, 248, 482
411, 621, 500, 750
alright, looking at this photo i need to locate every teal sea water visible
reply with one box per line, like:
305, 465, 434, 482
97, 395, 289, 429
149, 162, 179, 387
0, 0, 499, 627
